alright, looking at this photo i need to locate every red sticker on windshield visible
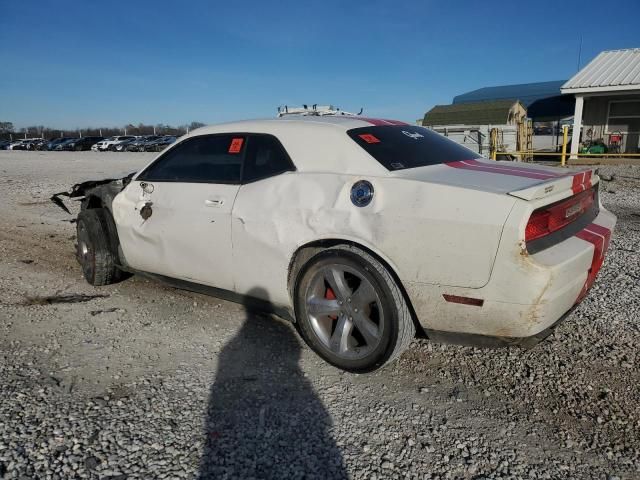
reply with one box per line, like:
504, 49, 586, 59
229, 138, 244, 153
359, 133, 381, 144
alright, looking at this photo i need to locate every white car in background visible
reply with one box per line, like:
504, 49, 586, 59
8, 138, 43, 150
92, 135, 136, 151
7, 140, 28, 150
55, 116, 616, 372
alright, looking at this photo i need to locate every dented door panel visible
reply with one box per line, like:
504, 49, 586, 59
113, 180, 239, 289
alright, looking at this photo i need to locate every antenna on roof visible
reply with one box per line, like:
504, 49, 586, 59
577, 34, 583, 71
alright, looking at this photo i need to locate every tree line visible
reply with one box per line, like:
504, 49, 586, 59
0, 121, 206, 141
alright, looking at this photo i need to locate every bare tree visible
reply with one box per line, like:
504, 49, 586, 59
1, 121, 191, 141
0, 122, 14, 133
0, 122, 15, 141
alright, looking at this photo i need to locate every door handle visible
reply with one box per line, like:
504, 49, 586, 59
205, 198, 225, 207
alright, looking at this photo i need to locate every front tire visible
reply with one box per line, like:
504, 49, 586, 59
76, 209, 119, 286
294, 245, 415, 372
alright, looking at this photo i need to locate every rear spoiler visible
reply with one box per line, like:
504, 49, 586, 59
508, 168, 598, 201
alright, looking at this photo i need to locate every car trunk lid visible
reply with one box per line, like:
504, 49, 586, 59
392, 159, 598, 201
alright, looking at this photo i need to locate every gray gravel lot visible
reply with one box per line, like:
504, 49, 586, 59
0, 151, 638, 479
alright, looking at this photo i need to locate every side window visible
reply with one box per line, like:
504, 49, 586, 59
137, 134, 245, 183
242, 134, 295, 183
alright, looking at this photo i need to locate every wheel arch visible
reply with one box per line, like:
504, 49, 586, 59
79, 194, 127, 269
82, 194, 105, 211
80, 188, 119, 216
287, 237, 426, 337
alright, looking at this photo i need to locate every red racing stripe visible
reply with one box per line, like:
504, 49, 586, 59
448, 159, 564, 176
446, 160, 566, 180
574, 222, 611, 303
383, 119, 410, 125
572, 170, 593, 194
355, 117, 409, 126
584, 222, 611, 239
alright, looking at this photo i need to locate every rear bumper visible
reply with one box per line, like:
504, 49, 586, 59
424, 304, 578, 349
405, 207, 616, 340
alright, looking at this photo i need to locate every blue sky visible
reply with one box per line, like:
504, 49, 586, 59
1, 0, 639, 129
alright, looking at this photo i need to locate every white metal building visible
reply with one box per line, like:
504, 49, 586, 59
561, 48, 640, 158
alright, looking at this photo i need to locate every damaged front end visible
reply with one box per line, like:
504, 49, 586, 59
51, 172, 136, 215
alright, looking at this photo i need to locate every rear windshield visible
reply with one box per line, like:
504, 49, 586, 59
347, 126, 480, 171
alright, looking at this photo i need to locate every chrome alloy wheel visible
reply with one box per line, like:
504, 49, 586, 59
304, 264, 384, 360
77, 222, 92, 265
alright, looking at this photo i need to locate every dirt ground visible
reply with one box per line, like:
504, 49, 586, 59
0, 151, 638, 479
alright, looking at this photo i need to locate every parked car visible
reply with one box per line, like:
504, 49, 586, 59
47, 137, 75, 151
8, 138, 46, 150
0, 140, 10, 150
7, 140, 26, 150
94, 136, 136, 152
62, 136, 104, 151
54, 116, 616, 372
54, 138, 79, 151
143, 135, 177, 152
32, 139, 48, 150
113, 137, 139, 152
126, 136, 161, 152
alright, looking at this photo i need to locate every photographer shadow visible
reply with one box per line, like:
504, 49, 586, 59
198, 287, 347, 479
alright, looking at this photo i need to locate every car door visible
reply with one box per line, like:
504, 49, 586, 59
112, 133, 246, 290
231, 134, 297, 304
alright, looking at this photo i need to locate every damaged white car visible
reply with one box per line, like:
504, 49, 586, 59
54, 116, 616, 372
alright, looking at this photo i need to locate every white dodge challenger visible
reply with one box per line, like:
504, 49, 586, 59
54, 116, 616, 372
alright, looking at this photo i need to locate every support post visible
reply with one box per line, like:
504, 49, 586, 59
490, 128, 497, 160
561, 125, 569, 167
570, 95, 584, 160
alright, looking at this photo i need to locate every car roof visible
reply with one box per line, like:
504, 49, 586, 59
183, 116, 410, 175
190, 115, 408, 135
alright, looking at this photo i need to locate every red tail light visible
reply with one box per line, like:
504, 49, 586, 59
525, 189, 595, 242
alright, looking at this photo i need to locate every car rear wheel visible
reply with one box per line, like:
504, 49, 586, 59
76, 208, 125, 286
294, 245, 415, 372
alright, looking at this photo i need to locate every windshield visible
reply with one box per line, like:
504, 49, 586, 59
347, 125, 480, 171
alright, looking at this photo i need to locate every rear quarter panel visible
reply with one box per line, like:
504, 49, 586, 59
231, 173, 516, 307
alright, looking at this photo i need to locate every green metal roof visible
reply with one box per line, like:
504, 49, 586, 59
423, 99, 521, 126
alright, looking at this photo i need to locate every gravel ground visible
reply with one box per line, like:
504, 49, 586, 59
0, 151, 638, 480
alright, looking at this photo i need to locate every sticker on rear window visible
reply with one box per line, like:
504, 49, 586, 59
402, 130, 424, 140
228, 138, 244, 153
358, 134, 381, 144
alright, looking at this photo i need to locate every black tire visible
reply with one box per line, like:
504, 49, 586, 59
99, 209, 132, 283
76, 208, 127, 286
293, 245, 415, 373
